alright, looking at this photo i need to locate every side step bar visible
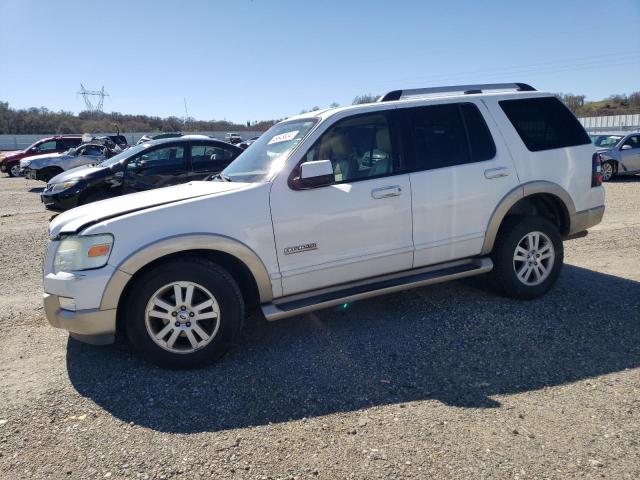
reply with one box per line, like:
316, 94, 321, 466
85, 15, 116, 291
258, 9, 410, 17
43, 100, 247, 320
262, 257, 493, 321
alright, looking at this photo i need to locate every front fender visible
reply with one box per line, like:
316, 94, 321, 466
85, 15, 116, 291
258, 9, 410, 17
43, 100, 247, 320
99, 233, 274, 310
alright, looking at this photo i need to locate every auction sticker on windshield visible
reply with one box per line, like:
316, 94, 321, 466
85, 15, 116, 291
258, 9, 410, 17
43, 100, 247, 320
268, 131, 299, 145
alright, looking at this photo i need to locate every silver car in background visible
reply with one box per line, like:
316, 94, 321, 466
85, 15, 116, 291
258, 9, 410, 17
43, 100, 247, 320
21, 143, 114, 182
594, 132, 640, 181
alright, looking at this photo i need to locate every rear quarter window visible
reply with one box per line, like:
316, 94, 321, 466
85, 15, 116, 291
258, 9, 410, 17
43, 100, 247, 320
499, 97, 591, 152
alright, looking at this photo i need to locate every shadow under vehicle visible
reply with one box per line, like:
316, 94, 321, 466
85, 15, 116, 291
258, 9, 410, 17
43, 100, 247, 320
66, 264, 640, 433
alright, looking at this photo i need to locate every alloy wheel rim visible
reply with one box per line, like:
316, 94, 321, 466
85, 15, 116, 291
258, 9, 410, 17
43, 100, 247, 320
601, 163, 613, 181
144, 281, 221, 354
512, 231, 555, 286
10, 165, 20, 177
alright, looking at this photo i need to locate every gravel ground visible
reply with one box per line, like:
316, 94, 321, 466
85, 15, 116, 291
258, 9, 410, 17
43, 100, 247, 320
0, 175, 639, 479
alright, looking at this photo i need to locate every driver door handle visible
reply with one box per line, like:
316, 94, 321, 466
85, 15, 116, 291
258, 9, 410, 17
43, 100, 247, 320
372, 185, 402, 199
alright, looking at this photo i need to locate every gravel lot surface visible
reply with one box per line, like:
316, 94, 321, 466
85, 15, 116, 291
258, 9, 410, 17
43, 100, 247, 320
0, 175, 639, 479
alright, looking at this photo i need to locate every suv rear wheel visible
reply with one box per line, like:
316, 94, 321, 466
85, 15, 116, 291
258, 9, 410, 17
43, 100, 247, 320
125, 258, 244, 369
490, 216, 563, 299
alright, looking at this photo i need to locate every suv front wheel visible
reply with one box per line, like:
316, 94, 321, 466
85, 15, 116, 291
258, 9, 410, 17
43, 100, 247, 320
490, 216, 564, 299
125, 258, 244, 369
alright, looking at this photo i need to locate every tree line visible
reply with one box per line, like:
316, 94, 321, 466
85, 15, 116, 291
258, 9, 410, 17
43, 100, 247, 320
556, 91, 640, 117
0, 101, 280, 135
2, 90, 638, 135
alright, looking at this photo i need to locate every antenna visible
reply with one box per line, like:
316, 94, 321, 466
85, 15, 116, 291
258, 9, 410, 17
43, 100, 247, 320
77, 84, 109, 112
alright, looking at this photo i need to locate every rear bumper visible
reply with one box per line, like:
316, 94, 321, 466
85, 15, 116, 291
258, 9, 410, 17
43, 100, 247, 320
44, 293, 116, 345
568, 205, 605, 235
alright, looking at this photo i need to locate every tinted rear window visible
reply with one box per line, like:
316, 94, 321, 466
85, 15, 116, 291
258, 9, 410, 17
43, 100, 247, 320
499, 97, 590, 152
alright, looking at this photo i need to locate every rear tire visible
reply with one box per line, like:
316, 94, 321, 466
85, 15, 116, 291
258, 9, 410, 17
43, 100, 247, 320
490, 216, 563, 300
601, 161, 615, 181
125, 258, 244, 369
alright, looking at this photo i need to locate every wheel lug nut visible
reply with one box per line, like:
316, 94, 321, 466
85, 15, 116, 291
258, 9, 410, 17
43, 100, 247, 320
174, 321, 180, 327
181, 306, 187, 311
171, 311, 177, 317
189, 312, 194, 317
186, 322, 191, 327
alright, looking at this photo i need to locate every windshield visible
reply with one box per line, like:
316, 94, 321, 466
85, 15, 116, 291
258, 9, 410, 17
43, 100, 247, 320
100, 143, 149, 167
593, 135, 623, 147
221, 119, 318, 182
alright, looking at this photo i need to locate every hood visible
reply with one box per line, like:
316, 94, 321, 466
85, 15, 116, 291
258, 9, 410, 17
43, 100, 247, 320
48, 180, 247, 237
48, 163, 105, 183
20, 152, 64, 167
1, 150, 26, 162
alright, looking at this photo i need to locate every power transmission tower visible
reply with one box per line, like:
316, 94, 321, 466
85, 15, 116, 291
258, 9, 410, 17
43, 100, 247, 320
77, 84, 109, 112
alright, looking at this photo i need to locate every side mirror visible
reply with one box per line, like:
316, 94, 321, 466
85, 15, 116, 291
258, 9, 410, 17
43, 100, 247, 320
297, 160, 334, 188
621, 144, 632, 150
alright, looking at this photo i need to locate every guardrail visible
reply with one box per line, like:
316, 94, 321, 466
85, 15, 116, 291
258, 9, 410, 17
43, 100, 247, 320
579, 114, 640, 133
0, 131, 265, 151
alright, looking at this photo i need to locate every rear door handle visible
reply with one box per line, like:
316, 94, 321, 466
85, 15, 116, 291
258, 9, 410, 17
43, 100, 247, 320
371, 185, 402, 199
484, 167, 510, 179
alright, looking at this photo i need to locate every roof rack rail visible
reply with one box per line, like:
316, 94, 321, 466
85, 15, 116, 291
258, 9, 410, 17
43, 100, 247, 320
378, 83, 536, 102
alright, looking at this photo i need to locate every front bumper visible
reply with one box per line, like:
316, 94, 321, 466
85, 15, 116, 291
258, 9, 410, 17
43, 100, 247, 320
41, 188, 81, 210
44, 293, 116, 345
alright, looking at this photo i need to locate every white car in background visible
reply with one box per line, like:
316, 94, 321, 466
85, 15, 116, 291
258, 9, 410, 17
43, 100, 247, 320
42, 82, 604, 369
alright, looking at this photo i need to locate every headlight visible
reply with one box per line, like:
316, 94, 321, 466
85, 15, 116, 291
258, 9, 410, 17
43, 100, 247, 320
53, 234, 114, 273
50, 180, 79, 192
21, 160, 31, 168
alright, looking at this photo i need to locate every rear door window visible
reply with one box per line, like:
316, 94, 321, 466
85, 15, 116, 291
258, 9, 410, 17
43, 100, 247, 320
499, 97, 591, 152
404, 102, 496, 172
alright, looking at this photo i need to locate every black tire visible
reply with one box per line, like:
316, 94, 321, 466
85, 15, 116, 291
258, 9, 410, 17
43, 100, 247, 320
124, 258, 244, 369
7, 164, 20, 177
80, 190, 113, 205
601, 161, 615, 182
489, 216, 563, 300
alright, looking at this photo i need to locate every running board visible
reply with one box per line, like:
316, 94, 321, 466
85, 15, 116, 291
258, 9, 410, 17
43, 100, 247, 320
262, 257, 493, 321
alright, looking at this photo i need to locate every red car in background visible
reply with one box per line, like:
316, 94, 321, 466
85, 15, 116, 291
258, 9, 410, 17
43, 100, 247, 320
0, 135, 83, 177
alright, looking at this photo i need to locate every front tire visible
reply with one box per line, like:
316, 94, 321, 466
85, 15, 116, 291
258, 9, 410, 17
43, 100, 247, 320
125, 258, 244, 369
601, 161, 615, 181
490, 216, 563, 300
8, 164, 20, 177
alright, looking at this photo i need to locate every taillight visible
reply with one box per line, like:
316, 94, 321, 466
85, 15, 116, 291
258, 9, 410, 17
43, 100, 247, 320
592, 152, 602, 187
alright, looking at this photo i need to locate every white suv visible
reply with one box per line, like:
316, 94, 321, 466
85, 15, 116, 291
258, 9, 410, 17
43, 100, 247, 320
43, 83, 605, 368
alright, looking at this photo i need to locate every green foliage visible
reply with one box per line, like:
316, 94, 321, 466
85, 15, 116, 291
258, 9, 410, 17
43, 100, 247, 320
558, 91, 640, 117
352, 94, 380, 105
0, 101, 278, 134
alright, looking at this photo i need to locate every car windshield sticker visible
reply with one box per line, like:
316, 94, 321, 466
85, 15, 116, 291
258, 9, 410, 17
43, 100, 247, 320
268, 131, 299, 145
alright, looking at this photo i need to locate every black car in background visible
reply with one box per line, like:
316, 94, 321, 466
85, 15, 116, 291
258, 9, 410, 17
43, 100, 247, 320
41, 136, 242, 210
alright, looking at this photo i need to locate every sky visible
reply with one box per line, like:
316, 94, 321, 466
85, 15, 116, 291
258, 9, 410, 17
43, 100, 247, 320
0, 0, 639, 124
